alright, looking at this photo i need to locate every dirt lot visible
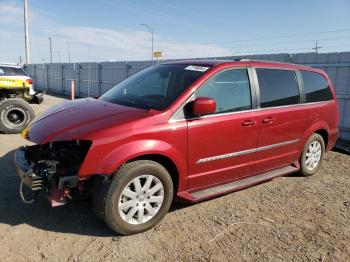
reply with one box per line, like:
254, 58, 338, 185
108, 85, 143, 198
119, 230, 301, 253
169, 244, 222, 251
0, 94, 349, 261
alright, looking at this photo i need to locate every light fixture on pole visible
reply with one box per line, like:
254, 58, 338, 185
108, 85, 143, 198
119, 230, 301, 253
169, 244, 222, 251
141, 23, 154, 61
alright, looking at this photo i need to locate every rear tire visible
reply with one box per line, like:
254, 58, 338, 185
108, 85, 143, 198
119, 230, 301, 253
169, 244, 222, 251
103, 160, 173, 235
300, 133, 325, 176
0, 99, 35, 134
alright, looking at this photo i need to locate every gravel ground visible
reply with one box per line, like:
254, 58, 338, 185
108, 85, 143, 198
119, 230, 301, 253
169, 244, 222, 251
0, 94, 349, 262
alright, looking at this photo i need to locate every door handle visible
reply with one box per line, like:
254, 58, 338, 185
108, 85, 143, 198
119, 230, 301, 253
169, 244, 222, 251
242, 120, 256, 127
262, 117, 274, 124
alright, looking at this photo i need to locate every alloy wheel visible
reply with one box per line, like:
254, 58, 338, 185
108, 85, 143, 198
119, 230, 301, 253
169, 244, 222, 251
118, 175, 164, 225
305, 141, 322, 171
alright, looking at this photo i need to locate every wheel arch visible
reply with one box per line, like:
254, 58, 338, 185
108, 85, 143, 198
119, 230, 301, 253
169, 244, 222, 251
314, 129, 329, 149
302, 120, 330, 151
84, 139, 187, 192
126, 154, 180, 194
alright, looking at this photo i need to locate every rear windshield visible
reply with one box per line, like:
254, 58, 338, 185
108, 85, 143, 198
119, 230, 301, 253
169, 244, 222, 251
0, 66, 28, 76
100, 64, 211, 110
300, 70, 333, 102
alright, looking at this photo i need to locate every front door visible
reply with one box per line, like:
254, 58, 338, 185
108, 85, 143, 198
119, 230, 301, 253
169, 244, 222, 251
187, 68, 258, 190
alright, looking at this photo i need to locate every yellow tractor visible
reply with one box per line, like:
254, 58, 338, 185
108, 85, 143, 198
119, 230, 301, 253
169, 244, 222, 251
0, 64, 43, 134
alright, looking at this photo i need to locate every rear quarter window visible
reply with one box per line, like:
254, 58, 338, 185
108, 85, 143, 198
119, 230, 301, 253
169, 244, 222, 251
300, 70, 333, 102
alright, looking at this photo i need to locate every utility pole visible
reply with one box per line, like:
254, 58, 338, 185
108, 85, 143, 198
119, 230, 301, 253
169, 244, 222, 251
141, 24, 154, 61
23, 0, 30, 64
48, 37, 53, 63
312, 41, 322, 53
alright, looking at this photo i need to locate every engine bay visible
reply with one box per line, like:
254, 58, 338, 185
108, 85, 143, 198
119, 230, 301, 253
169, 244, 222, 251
19, 140, 92, 206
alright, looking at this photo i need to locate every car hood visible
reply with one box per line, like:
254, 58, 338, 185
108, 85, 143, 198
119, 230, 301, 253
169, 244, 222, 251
27, 98, 148, 144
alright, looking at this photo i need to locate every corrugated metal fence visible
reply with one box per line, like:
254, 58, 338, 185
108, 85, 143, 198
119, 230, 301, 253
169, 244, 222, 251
24, 52, 350, 140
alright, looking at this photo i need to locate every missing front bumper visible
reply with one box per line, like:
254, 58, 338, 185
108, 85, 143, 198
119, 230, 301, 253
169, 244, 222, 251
14, 147, 43, 190
14, 146, 80, 207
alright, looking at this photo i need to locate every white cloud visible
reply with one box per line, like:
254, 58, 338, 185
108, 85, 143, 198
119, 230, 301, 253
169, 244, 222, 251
0, 1, 232, 63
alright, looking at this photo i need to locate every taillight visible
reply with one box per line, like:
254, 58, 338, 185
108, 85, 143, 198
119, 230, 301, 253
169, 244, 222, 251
26, 79, 33, 85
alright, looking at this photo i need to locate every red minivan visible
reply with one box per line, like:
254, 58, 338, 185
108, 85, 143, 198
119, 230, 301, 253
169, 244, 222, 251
15, 60, 339, 235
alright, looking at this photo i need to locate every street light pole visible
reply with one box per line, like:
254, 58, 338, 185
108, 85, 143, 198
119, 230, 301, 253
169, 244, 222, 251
141, 24, 154, 61
23, 0, 30, 64
48, 37, 53, 63
67, 42, 71, 63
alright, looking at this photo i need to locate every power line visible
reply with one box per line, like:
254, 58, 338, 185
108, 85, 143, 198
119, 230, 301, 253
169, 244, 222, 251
199, 28, 350, 46
98, 43, 350, 61
100, 0, 210, 31
148, 0, 199, 16
163, 35, 350, 54
118, 35, 350, 55
0, 0, 22, 21
93, 32, 350, 58
213, 44, 350, 58
219, 35, 350, 49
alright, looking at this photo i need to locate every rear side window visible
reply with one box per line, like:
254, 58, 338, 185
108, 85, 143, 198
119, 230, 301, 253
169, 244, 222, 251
195, 69, 251, 114
16, 68, 29, 76
256, 68, 300, 108
300, 70, 333, 102
0, 66, 28, 76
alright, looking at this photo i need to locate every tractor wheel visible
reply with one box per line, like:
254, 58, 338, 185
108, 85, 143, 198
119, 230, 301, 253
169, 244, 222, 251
0, 98, 35, 134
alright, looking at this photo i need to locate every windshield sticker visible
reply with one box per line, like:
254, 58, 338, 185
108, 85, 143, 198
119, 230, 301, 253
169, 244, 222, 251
185, 65, 209, 72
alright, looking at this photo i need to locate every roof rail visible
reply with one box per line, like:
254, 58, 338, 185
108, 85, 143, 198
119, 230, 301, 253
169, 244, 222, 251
0, 63, 21, 68
234, 58, 251, 62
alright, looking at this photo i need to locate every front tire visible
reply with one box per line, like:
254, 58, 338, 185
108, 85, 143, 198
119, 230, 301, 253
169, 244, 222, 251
0, 98, 35, 134
103, 160, 173, 235
300, 133, 325, 176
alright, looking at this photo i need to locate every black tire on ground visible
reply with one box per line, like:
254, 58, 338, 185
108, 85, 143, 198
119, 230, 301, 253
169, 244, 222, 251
300, 133, 325, 177
0, 98, 35, 134
102, 160, 174, 235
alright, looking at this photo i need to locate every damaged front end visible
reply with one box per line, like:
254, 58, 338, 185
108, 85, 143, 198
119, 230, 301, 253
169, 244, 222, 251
14, 140, 92, 207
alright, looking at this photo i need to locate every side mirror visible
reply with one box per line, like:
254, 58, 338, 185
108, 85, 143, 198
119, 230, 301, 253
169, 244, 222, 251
193, 97, 216, 116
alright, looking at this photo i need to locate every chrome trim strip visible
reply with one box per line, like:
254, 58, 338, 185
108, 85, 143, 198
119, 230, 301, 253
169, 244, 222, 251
196, 139, 300, 164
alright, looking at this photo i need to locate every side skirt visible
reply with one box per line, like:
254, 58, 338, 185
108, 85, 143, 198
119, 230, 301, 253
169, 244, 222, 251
190, 165, 298, 200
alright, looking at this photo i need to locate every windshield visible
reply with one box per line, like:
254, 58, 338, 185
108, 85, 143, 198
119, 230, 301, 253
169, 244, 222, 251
100, 64, 210, 110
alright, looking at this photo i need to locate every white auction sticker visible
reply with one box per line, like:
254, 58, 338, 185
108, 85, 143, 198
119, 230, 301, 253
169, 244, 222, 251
185, 65, 209, 72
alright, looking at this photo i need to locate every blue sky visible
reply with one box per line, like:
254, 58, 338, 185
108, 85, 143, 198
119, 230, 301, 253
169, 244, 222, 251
1, 0, 350, 63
